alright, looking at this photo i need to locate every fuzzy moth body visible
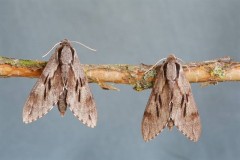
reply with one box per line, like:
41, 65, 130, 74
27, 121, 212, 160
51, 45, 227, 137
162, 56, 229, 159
23, 39, 97, 128
142, 54, 201, 142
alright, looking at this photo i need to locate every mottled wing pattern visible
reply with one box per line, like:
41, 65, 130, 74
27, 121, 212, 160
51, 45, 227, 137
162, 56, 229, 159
141, 65, 170, 141
23, 53, 63, 123
67, 51, 97, 128
172, 66, 201, 142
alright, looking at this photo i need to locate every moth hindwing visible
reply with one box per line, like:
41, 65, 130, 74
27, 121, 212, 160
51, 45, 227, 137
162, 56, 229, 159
23, 39, 97, 128
141, 54, 201, 142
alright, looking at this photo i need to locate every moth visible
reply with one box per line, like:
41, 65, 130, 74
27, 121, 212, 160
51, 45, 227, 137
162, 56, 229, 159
23, 39, 97, 128
141, 54, 201, 142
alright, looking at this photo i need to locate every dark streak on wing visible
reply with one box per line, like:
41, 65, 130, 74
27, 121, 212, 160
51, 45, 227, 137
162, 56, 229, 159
158, 95, 162, 108
48, 79, 51, 90
75, 80, 79, 92
180, 95, 184, 108
70, 47, 75, 61
57, 46, 63, 62
153, 94, 160, 117
143, 111, 151, 117
79, 78, 83, 87
183, 103, 187, 117
78, 90, 81, 102
44, 88, 47, 100
175, 63, 180, 79
86, 95, 93, 104
154, 94, 158, 102
156, 104, 160, 117
44, 75, 49, 84
163, 63, 168, 78
170, 101, 173, 113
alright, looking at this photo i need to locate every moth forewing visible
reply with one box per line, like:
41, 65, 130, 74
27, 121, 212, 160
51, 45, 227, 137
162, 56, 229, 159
66, 51, 97, 128
141, 65, 170, 141
23, 39, 97, 127
173, 68, 201, 142
23, 53, 63, 123
141, 54, 201, 142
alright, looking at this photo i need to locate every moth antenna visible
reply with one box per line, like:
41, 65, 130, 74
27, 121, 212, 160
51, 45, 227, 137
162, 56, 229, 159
176, 58, 190, 71
71, 41, 97, 52
144, 58, 167, 74
42, 42, 61, 58
176, 57, 184, 63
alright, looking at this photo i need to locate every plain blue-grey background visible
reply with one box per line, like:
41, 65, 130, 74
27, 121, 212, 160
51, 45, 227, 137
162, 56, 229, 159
0, 0, 240, 160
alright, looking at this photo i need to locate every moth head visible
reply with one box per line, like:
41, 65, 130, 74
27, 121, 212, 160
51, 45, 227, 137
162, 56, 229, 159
166, 54, 184, 65
42, 39, 95, 58
167, 54, 177, 61
57, 39, 75, 55
60, 39, 72, 47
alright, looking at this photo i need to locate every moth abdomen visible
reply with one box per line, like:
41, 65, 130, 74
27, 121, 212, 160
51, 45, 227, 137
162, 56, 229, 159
57, 90, 68, 116
167, 119, 174, 130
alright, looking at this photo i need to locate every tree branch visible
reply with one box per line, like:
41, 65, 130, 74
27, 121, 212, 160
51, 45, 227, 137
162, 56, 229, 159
0, 56, 239, 91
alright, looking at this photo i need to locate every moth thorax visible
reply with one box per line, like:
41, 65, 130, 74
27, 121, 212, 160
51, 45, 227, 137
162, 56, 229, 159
166, 62, 178, 81
167, 119, 174, 130
60, 46, 73, 65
